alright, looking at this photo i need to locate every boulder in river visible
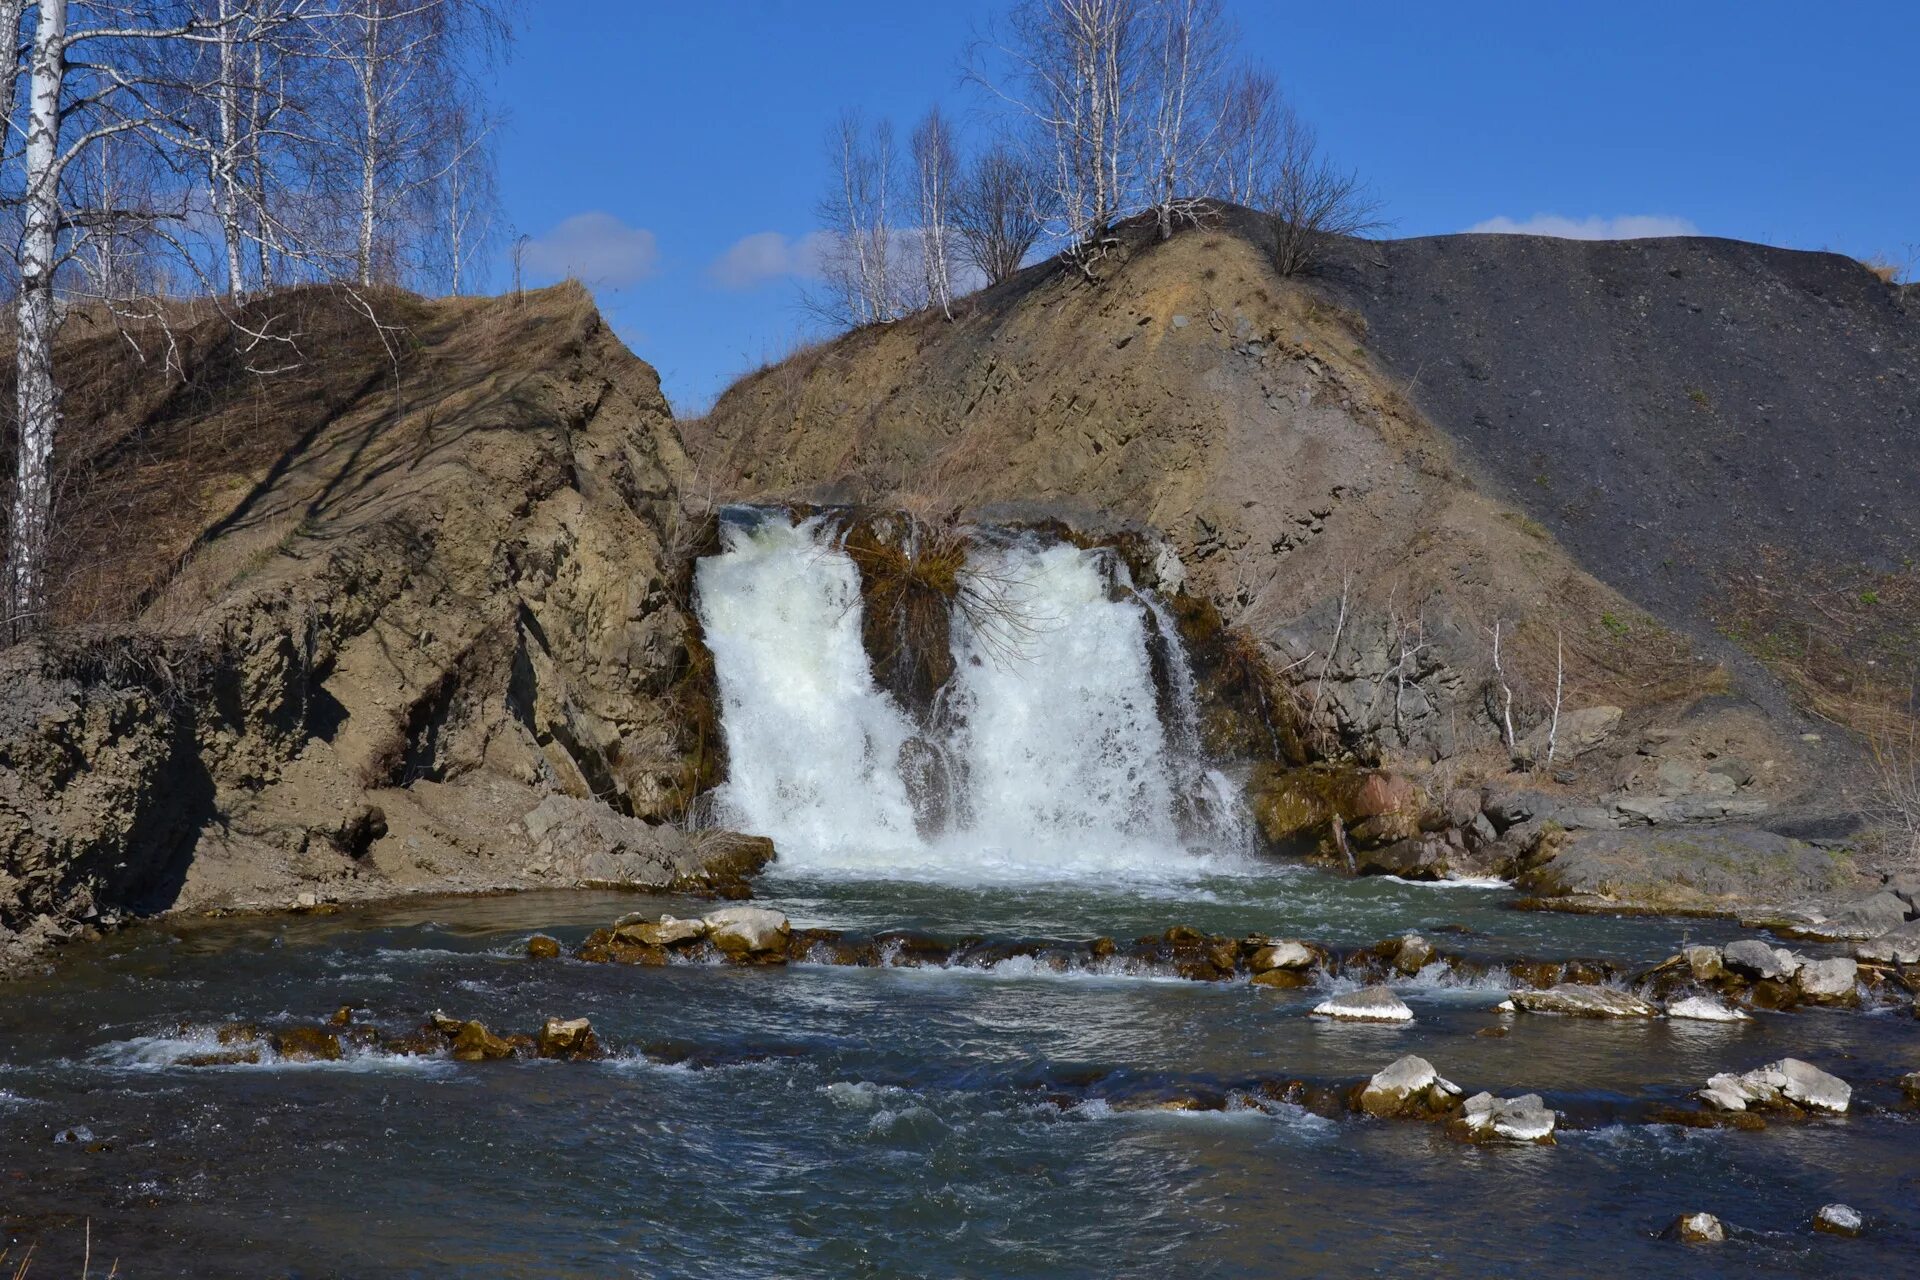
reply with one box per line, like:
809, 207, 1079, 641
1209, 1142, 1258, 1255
450, 1020, 516, 1062
1356, 1054, 1459, 1118
1855, 919, 1920, 964
1699, 1058, 1850, 1114
1793, 957, 1858, 1004
702, 906, 790, 961
1453, 1091, 1556, 1144
1248, 940, 1316, 973
526, 935, 563, 960
1664, 995, 1750, 1022
1312, 986, 1414, 1023
1812, 1203, 1864, 1237
1504, 984, 1657, 1018
536, 1017, 601, 1061
1391, 933, 1435, 975
615, 915, 708, 948
272, 1026, 344, 1062
1665, 1213, 1726, 1244
1683, 945, 1725, 981
1722, 939, 1801, 981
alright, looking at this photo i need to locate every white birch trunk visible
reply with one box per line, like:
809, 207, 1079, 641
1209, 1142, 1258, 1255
356, 6, 381, 286
9, 0, 68, 637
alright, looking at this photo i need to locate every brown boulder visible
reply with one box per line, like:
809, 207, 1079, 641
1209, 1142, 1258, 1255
536, 1017, 602, 1061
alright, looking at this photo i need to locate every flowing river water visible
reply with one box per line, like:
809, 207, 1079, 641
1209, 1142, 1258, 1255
3, 511, 1915, 1276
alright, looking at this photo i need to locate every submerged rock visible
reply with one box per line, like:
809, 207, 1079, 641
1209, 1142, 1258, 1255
1312, 986, 1414, 1023
1454, 1091, 1556, 1144
1666, 1213, 1726, 1244
1812, 1203, 1864, 1237
1356, 1054, 1459, 1118
1664, 995, 1750, 1023
1699, 1058, 1851, 1114
1506, 984, 1657, 1018
703, 906, 790, 960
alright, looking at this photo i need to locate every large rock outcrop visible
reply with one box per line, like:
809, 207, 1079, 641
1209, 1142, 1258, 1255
2, 285, 736, 963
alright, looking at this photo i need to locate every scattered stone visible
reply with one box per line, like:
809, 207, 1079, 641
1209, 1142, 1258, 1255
1664, 995, 1750, 1023
450, 1020, 516, 1062
1826, 891, 1912, 939
1519, 705, 1621, 761
1455, 1091, 1556, 1143
1899, 1070, 1920, 1101
272, 1026, 344, 1062
1248, 940, 1316, 973
526, 935, 562, 960
1855, 919, 1920, 964
1794, 957, 1858, 1003
427, 1010, 464, 1035
702, 906, 790, 960
535, 1017, 601, 1061
1682, 945, 1725, 982
1391, 933, 1435, 975
615, 915, 707, 948
1699, 1058, 1851, 1114
1312, 986, 1414, 1023
1507, 984, 1657, 1018
1723, 939, 1802, 981
1666, 1213, 1726, 1244
1812, 1203, 1863, 1237
1356, 1054, 1459, 1117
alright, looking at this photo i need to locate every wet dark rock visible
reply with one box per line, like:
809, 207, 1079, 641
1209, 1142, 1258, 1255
328, 1004, 355, 1026
536, 1016, 601, 1061
1247, 940, 1317, 973
383, 1028, 446, 1056
450, 1020, 516, 1062
272, 1026, 343, 1062
1390, 933, 1435, 975
526, 934, 562, 960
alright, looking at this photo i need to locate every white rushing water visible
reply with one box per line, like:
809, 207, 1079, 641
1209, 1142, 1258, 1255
695, 510, 1247, 882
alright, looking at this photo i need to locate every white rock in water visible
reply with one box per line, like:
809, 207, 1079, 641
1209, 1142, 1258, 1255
1312, 985, 1414, 1022
1460, 1091, 1556, 1142
1794, 957, 1858, 1000
1813, 1203, 1864, 1236
1507, 984, 1658, 1018
1358, 1053, 1459, 1116
1722, 939, 1801, 981
1664, 995, 1750, 1022
616, 914, 708, 947
1249, 940, 1316, 972
1669, 1212, 1726, 1243
702, 905, 790, 955
1699, 1057, 1850, 1114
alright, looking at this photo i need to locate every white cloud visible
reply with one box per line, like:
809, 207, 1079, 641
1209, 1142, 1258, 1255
708, 230, 831, 289
522, 212, 659, 288
1464, 213, 1700, 240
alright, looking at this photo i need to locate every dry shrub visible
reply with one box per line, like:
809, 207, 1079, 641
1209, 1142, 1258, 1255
1869, 720, 1920, 863
840, 512, 967, 715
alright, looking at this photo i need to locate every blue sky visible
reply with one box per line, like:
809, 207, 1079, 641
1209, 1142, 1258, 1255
483, 0, 1919, 413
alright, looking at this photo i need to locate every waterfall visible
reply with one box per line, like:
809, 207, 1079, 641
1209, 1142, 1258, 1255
695, 509, 1246, 881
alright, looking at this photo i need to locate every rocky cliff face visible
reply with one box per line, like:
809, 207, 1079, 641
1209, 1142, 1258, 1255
1, 285, 759, 967
692, 213, 1903, 897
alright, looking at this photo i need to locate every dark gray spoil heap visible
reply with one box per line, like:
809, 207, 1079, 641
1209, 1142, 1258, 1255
1319, 232, 1918, 673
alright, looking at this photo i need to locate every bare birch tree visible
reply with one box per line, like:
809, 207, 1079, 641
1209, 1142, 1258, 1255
972, 0, 1147, 269
1142, 0, 1229, 238
812, 108, 906, 327
951, 140, 1043, 285
911, 106, 958, 319
1212, 62, 1278, 205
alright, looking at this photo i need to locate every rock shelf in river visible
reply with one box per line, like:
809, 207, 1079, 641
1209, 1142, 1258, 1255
555, 911, 1920, 1019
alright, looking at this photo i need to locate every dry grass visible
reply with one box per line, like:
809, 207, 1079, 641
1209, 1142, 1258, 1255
839, 512, 967, 714
1858, 255, 1907, 285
